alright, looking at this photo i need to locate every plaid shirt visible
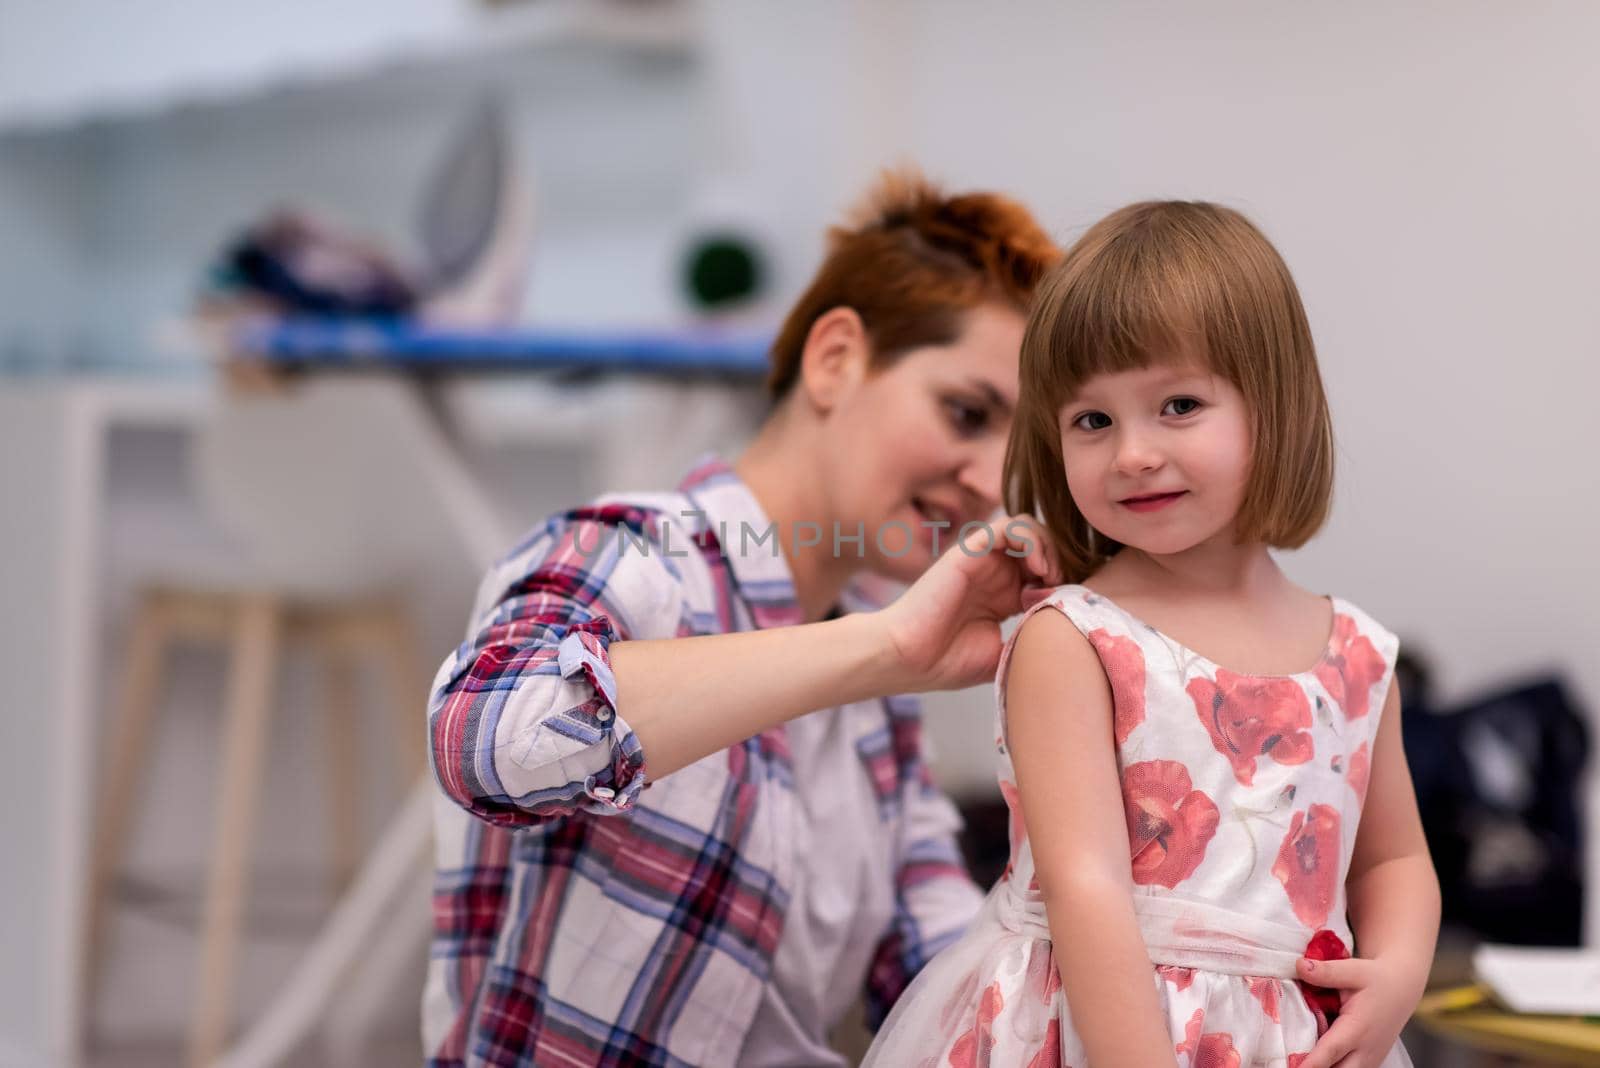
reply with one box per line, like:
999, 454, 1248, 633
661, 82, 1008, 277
424, 456, 982, 1067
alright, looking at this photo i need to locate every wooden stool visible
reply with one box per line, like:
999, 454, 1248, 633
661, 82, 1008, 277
83, 586, 429, 1067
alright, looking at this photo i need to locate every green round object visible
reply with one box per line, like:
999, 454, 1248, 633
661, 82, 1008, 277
684, 234, 764, 310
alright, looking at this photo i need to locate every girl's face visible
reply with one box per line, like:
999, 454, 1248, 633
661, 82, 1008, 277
1058, 360, 1254, 559
825, 302, 1025, 584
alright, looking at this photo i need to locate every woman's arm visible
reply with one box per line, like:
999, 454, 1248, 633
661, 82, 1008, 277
1006, 608, 1179, 1068
614, 516, 1053, 781
610, 612, 908, 780
431, 510, 1055, 824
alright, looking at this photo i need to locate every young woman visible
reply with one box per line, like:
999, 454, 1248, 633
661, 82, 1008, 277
423, 171, 1063, 1067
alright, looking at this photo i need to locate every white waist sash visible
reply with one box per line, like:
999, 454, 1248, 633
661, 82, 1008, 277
995, 883, 1321, 980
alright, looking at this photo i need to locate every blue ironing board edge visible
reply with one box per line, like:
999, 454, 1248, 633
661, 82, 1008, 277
231, 317, 775, 376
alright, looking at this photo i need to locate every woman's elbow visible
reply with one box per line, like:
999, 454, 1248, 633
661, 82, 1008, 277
428, 679, 644, 826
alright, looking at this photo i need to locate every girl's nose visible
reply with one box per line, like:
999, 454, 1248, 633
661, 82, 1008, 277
1113, 431, 1163, 475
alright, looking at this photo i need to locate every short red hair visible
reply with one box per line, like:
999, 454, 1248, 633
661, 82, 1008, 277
766, 168, 1061, 399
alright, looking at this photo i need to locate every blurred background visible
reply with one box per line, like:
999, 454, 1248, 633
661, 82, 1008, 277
1, 1, 1596, 1065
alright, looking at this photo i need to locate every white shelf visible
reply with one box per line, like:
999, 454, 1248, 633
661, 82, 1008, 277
0, 0, 693, 136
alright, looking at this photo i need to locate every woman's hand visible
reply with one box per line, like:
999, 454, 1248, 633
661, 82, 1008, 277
874, 514, 1060, 693
1293, 953, 1428, 1068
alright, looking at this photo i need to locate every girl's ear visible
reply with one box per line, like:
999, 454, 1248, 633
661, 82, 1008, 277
796, 306, 872, 415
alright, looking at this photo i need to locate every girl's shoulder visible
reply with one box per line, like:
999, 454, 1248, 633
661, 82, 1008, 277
1018, 582, 1155, 646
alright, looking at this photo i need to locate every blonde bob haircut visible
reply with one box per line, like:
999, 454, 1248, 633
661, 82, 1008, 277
1003, 200, 1335, 584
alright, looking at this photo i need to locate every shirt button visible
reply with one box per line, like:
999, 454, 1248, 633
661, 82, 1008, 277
596, 707, 613, 722
591, 786, 616, 801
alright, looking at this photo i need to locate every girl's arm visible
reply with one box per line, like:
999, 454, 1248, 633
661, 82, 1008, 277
1292, 673, 1441, 1068
1006, 608, 1179, 1068
1345, 677, 1440, 985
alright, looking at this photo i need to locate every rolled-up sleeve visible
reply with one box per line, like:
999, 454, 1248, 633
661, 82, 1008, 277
427, 504, 682, 827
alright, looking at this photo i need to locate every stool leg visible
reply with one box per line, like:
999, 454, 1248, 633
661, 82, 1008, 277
320, 638, 363, 898
189, 595, 282, 1068
83, 590, 174, 1019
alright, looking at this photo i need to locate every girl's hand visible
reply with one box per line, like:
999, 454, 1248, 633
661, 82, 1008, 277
875, 514, 1060, 693
1293, 953, 1428, 1068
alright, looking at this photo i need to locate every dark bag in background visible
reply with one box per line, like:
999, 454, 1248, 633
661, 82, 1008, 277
1399, 648, 1589, 947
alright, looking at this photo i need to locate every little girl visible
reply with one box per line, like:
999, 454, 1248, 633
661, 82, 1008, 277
863, 202, 1439, 1067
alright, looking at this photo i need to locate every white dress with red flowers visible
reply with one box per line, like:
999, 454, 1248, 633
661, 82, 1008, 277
862, 584, 1414, 1068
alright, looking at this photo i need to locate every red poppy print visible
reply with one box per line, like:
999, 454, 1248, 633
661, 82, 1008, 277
1157, 964, 1196, 991
1313, 614, 1386, 720
1023, 945, 1063, 1004
1188, 670, 1315, 786
1346, 742, 1371, 802
1176, 1008, 1242, 1068
1288, 1057, 1308, 1068
996, 780, 1042, 890
948, 981, 1004, 1068
1272, 804, 1342, 927
938, 969, 981, 1034
1248, 977, 1281, 1022
1123, 760, 1221, 888
1024, 1019, 1062, 1068
1088, 628, 1147, 745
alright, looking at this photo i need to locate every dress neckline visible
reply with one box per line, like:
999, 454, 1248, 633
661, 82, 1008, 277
1066, 583, 1342, 682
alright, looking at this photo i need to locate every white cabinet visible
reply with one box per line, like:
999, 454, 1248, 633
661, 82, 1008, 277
0, 382, 218, 1066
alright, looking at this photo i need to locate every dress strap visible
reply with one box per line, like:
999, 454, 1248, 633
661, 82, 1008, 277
1322, 597, 1403, 726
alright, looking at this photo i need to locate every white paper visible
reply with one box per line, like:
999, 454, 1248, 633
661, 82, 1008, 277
1472, 943, 1600, 1016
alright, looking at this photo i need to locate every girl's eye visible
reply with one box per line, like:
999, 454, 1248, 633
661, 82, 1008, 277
1071, 411, 1112, 432
1164, 397, 1202, 417
944, 398, 989, 434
